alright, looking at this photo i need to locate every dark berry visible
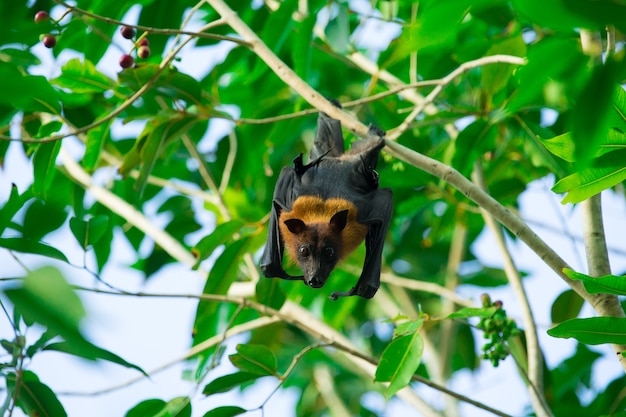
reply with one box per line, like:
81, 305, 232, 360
138, 37, 150, 47
34, 11, 49, 24
120, 26, 135, 39
137, 45, 151, 59
119, 54, 134, 69
42, 34, 56, 48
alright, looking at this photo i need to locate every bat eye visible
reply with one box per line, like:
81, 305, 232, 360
298, 246, 310, 258
323, 247, 335, 259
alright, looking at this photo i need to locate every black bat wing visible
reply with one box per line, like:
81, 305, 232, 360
309, 110, 345, 162
330, 187, 393, 299
260, 166, 304, 281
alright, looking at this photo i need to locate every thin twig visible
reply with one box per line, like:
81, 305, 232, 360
472, 162, 552, 417
388, 55, 526, 141
53, 0, 248, 45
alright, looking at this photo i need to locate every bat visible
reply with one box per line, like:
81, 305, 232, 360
260, 103, 393, 299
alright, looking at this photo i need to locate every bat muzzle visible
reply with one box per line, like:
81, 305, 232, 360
306, 276, 325, 288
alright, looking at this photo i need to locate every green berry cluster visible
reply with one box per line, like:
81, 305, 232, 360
476, 294, 521, 367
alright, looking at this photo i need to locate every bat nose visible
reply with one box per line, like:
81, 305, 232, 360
307, 276, 324, 288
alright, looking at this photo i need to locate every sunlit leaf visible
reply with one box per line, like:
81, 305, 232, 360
548, 317, 626, 345
446, 307, 497, 319
51, 58, 115, 94
375, 327, 424, 399
552, 149, 626, 203
192, 220, 244, 269
564, 268, 626, 296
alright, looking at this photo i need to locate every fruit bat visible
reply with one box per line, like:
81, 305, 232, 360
260, 105, 393, 299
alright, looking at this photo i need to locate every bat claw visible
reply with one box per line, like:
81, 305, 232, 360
328, 289, 356, 300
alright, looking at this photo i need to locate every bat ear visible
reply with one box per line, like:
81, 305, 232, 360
284, 218, 306, 234
329, 210, 349, 232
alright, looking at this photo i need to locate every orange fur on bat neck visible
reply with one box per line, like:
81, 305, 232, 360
279, 196, 368, 263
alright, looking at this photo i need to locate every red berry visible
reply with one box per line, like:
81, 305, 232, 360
42, 34, 56, 48
120, 26, 135, 39
137, 46, 151, 59
138, 37, 150, 47
119, 54, 134, 69
34, 11, 49, 24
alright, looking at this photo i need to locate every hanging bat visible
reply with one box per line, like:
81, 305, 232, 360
260, 104, 393, 299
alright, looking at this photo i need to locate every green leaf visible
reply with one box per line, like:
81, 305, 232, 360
192, 237, 251, 349
0, 62, 61, 114
51, 58, 115, 94
32, 140, 62, 198
394, 319, 424, 338
22, 199, 67, 241
571, 67, 622, 167
44, 341, 147, 376
512, 0, 605, 31
125, 397, 191, 417
125, 399, 167, 417
564, 268, 626, 295
83, 118, 113, 171
552, 149, 626, 203
119, 113, 197, 194
375, 330, 424, 399
192, 220, 244, 269
6, 371, 67, 417
255, 277, 286, 311
452, 119, 498, 176
481, 35, 526, 97
4, 267, 146, 375
446, 306, 497, 319
508, 37, 588, 112
0, 238, 68, 263
547, 317, 626, 345
118, 64, 203, 105
163, 396, 192, 417
4, 266, 85, 342
229, 344, 278, 376
202, 406, 246, 417
551, 289, 584, 324
382, 0, 470, 68
202, 372, 263, 396
0, 184, 26, 235
69, 215, 110, 250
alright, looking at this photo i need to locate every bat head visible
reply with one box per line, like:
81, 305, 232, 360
282, 210, 348, 289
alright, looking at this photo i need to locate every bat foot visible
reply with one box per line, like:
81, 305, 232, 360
329, 289, 356, 300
